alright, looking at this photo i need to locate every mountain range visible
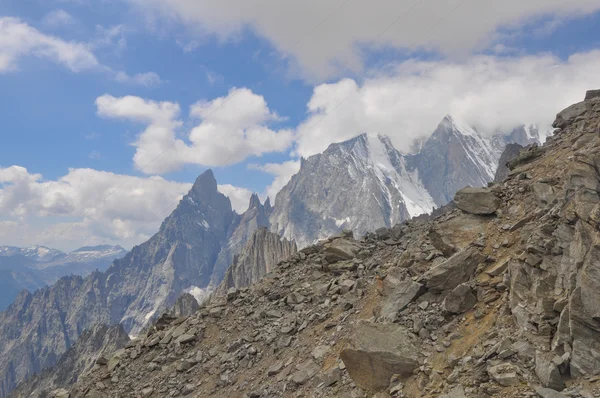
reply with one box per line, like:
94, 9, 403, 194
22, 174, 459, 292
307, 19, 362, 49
0, 114, 546, 397
0, 245, 126, 311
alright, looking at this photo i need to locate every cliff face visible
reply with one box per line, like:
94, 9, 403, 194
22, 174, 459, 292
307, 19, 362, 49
10, 324, 129, 398
494, 143, 525, 182
54, 91, 600, 398
220, 227, 297, 291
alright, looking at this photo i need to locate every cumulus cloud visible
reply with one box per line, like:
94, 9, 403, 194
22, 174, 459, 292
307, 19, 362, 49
249, 161, 300, 202
96, 88, 294, 174
0, 17, 99, 72
217, 184, 254, 213
126, 0, 600, 80
0, 166, 252, 250
294, 50, 600, 156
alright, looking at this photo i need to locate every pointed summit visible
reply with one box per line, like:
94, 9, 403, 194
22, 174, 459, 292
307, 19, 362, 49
248, 193, 261, 209
191, 169, 217, 192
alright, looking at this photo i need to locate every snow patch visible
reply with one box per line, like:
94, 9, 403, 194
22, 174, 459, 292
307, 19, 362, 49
144, 309, 156, 321
187, 286, 212, 304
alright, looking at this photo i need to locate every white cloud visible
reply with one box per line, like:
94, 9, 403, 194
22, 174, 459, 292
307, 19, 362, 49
42, 9, 77, 28
126, 0, 600, 80
217, 184, 253, 213
115, 71, 162, 87
249, 160, 300, 202
294, 50, 600, 156
95, 88, 294, 173
0, 166, 252, 251
0, 17, 99, 72
0, 18, 160, 86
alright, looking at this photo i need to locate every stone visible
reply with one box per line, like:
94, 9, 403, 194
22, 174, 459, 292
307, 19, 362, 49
440, 385, 467, 398
535, 387, 568, 398
553, 100, 588, 128
423, 247, 484, 292
95, 356, 108, 366
323, 239, 362, 263
454, 187, 501, 215
585, 89, 600, 100
487, 363, 520, 387
535, 352, 565, 391
379, 277, 425, 321
311, 345, 330, 360
175, 334, 196, 344
141, 387, 154, 397
291, 360, 320, 384
268, 361, 284, 376
485, 260, 509, 277
316, 367, 341, 387
340, 322, 420, 391
443, 283, 477, 314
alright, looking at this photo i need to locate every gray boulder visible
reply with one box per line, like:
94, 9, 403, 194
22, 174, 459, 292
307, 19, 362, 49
454, 187, 501, 215
443, 283, 477, 314
423, 247, 484, 292
340, 322, 420, 391
323, 239, 362, 263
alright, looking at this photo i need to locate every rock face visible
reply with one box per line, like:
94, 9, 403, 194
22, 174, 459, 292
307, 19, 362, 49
454, 187, 501, 215
422, 247, 485, 292
219, 227, 297, 291
0, 245, 126, 311
269, 133, 436, 248
0, 170, 279, 398
11, 324, 129, 398
494, 143, 524, 182
270, 116, 544, 248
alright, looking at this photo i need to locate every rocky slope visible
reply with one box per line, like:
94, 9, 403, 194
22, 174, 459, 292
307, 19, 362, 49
0, 171, 273, 398
54, 90, 600, 398
493, 143, 524, 183
270, 117, 544, 248
0, 245, 126, 311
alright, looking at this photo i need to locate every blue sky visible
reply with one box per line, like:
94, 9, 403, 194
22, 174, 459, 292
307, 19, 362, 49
2, 0, 600, 250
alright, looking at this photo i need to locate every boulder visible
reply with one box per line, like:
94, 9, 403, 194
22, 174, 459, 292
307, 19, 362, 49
443, 283, 477, 314
422, 247, 484, 292
585, 89, 600, 100
535, 351, 565, 391
323, 239, 362, 263
379, 274, 425, 321
454, 187, 501, 215
487, 363, 520, 386
340, 322, 420, 391
440, 386, 467, 398
535, 387, 568, 398
553, 100, 588, 128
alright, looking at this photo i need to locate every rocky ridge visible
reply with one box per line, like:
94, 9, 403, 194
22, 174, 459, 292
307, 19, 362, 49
53, 90, 600, 398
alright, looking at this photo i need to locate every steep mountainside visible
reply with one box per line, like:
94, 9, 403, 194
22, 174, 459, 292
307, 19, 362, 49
57, 90, 600, 398
0, 170, 271, 398
270, 133, 436, 248
494, 143, 525, 183
10, 324, 129, 398
219, 227, 297, 291
270, 116, 545, 248
0, 245, 126, 311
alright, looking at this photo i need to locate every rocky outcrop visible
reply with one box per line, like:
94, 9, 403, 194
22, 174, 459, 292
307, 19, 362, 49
219, 228, 296, 291
169, 293, 200, 318
454, 187, 501, 215
494, 143, 524, 182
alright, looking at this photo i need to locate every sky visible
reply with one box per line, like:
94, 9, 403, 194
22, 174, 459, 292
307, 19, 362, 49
1, 0, 600, 251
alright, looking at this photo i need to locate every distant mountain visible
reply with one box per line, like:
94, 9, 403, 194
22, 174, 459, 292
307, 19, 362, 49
269, 115, 546, 247
0, 245, 126, 311
269, 133, 436, 248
